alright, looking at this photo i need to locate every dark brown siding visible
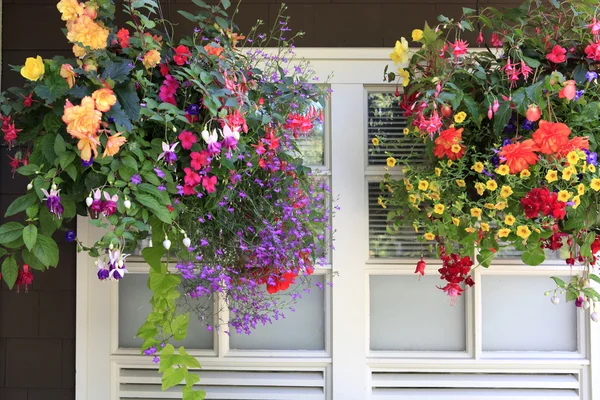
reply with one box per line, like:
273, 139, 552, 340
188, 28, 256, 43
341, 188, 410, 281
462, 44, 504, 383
0, 1, 518, 399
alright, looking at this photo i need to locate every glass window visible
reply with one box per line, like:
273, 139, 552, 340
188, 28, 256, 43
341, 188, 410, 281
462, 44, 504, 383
370, 275, 466, 351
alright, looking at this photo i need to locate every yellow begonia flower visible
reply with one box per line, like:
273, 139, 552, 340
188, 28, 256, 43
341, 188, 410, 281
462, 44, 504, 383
424, 232, 435, 241
486, 180, 498, 191
572, 195, 581, 208
103, 132, 126, 158
567, 151, 580, 165
495, 165, 510, 176
546, 170, 558, 183
452, 217, 460, 226
578, 183, 585, 195
390, 38, 409, 66
481, 223, 490, 232
472, 162, 484, 173
386, 157, 397, 168
20, 56, 45, 81
557, 190, 571, 202
143, 49, 161, 69
454, 111, 467, 124
474, 182, 485, 196
470, 208, 482, 218
57, 0, 83, 21
498, 228, 511, 238
456, 179, 466, 187
516, 225, 532, 240
398, 68, 410, 87
591, 178, 600, 191
500, 185, 513, 198
418, 180, 429, 191
372, 137, 380, 146
433, 204, 445, 214
504, 214, 516, 226
520, 169, 531, 179
412, 29, 424, 41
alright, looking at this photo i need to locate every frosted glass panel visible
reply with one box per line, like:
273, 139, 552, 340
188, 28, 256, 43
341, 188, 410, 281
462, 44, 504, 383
229, 276, 326, 350
482, 275, 577, 352
370, 275, 466, 351
119, 274, 214, 349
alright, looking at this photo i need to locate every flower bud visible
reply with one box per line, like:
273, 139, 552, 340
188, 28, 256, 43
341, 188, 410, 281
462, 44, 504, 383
51, 183, 57, 191
86, 196, 93, 207
551, 295, 560, 305
163, 239, 172, 250
109, 243, 114, 250
183, 237, 191, 248
123, 200, 131, 209
591, 312, 598, 322
27, 182, 33, 191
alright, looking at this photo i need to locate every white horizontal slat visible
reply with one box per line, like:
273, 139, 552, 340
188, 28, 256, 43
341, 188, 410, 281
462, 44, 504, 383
372, 388, 579, 399
120, 384, 324, 399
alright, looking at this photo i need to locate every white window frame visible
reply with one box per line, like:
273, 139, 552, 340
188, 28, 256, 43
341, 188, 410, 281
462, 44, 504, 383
76, 48, 600, 400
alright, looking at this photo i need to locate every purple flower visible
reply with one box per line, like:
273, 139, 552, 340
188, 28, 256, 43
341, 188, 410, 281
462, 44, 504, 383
186, 104, 200, 116
89, 189, 103, 219
574, 90, 585, 101
143, 346, 157, 356
152, 356, 160, 364
158, 142, 178, 165
131, 174, 142, 185
65, 230, 77, 243
587, 152, 598, 166
586, 71, 598, 83
576, 295, 584, 308
97, 260, 110, 280
158, 185, 167, 191
154, 168, 165, 179
101, 192, 118, 217
41, 187, 63, 218
522, 119, 535, 131
200, 239, 209, 246
502, 138, 512, 147
82, 157, 94, 167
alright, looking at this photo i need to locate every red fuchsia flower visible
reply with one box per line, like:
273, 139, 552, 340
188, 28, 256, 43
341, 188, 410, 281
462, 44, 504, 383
202, 175, 217, 193
190, 150, 210, 170
226, 109, 248, 133
284, 113, 314, 136
499, 139, 539, 173
492, 99, 500, 113
588, 17, 600, 38
433, 127, 465, 160
521, 61, 533, 80
418, 109, 443, 134
546, 45, 567, 63
490, 32, 503, 47
415, 257, 426, 276
116, 28, 130, 48
476, 31, 484, 46
22, 92, 34, 107
2, 116, 22, 149
541, 232, 567, 250
532, 120, 571, 154
178, 130, 197, 150
437, 249, 474, 304
488, 105, 493, 120
559, 80, 577, 101
8, 155, 20, 175
450, 39, 468, 57
173, 45, 191, 66
159, 63, 169, 77
584, 41, 600, 61
15, 264, 33, 292
264, 127, 280, 150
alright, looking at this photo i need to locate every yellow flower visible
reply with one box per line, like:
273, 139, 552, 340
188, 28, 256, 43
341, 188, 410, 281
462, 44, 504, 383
403, 127, 410, 135
516, 225, 532, 240
66, 16, 110, 50
572, 195, 581, 209
57, 0, 83, 21
371, 137, 380, 146
386, 157, 397, 168
452, 217, 460, 226
385, 184, 394, 193
578, 183, 585, 195
431, 193, 440, 201
470, 207, 482, 218
413, 223, 419, 232
474, 182, 485, 196
418, 180, 429, 191
378, 197, 387, 209
424, 232, 435, 241
498, 228, 511, 238
408, 194, 417, 203
62, 96, 102, 139
103, 132, 127, 158
499, 185, 513, 198
397, 68, 410, 87
143, 49, 161, 69
435, 168, 441, 177
405, 182, 414, 191
472, 162, 484, 173
546, 170, 558, 183
465, 227, 476, 233
433, 204, 445, 214
60, 64, 77, 88
390, 38, 410, 66
589, 164, 597, 173
504, 214, 516, 226
557, 190, 571, 202
456, 179, 466, 187
495, 202, 506, 210
430, 182, 439, 192
581, 163, 588, 172
20, 56, 45, 81
72, 44, 86, 58
481, 222, 490, 232
451, 144, 462, 154
412, 29, 424, 41
495, 165, 510, 176
591, 178, 600, 191
447, 160, 453, 167
520, 169, 531, 179
486, 180, 498, 191
92, 88, 117, 112
567, 151, 580, 165
562, 167, 574, 181
454, 111, 467, 124
484, 203, 495, 209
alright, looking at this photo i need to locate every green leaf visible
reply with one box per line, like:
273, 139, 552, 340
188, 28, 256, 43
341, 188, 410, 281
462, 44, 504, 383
65, 164, 78, 181
22, 248, 46, 271
106, 101, 132, 131
34, 73, 69, 103
551, 276, 567, 288
573, 63, 588, 84
493, 101, 512, 135
521, 247, 546, 266
39, 207, 61, 236
122, 155, 138, 170
162, 367, 186, 390
590, 274, 600, 285
54, 134, 67, 155
58, 152, 76, 170
32, 235, 59, 267
142, 246, 165, 272
221, 0, 230, 8
182, 387, 205, 400
43, 112, 63, 134
476, 248, 495, 268
114, 82, 141, 121
0, 222, 24, 244
22, 225, 38, 251
41, 134, 57, 164
522, 56, 541, 69
0, 248, 7, 258
135, 194, 172, 223
1, 256, 18, 289
16, 164, 39, 176
149, 270, 181, 297
100, 59, 135, 83
5, 192, 38, 217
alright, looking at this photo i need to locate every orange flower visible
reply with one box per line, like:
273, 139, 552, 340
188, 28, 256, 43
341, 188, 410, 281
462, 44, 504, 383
56, 0, 83, 21
72, 44, 86, 58
143, 49, 161, 69
499, 139, 540, 174
103, 132, 127, 157
559, 80, 577, 101
204, 43, 224, 58
77, 134, 100, 162
92, 88, 117, 112
62, 96, 102, 139
66, 15, 109, 50
558, 136, 589, 157
532, 120, 571, 154
433, 127, 465, 160
60, 64, 77, 88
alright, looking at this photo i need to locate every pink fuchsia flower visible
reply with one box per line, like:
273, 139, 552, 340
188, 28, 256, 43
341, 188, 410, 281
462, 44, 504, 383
587, 17, 600, 37
546, 45, 567, 63
559, 80, 577, 101
476, 31, 484, 46
158, 141, 178, 165
190, 151, 210, 170
202, 175, 217, 193
88, 189, 103, 219
178, 130, 197, 150
490, 32, 503, 47
41, 187, 63, 218
450, 40, 468, 57
201, 129, 222, 155
101, 192, 118, 217
521, 61, 533, 80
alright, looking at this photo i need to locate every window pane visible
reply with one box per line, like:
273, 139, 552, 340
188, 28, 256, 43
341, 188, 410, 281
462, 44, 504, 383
296, 122, 324, 166
229, 275, 326, 350
482, 275, 577, 352
119, 274, 214, 349
370, 275, 466, 351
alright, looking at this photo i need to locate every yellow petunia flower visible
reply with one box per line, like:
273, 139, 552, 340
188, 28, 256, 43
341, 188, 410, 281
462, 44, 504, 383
474, 182, 485, 196
591, 178, 600, 191
472, 162, 484, 173
408, 194, 418, 203
371, 137, 380, 146
495, 202, 506, 210
572, 195, 581, 209
557, 190, 571, 202
447, 160, 454, 167
578, 183, 585, 195
386, 157, 397, 168
433, 204, 445, 214
470, 207, 482, 218
424, 232, 435, 241
562, 167, 574, 181
431, 193, 440, 201
481, 222, 490, 232
412, 29, 424, 41
451, 144, 462, 154
546, 170, 558, 183
498, 228, 511, 238
413, 223, 419, 233
486, 180, 498, 191
495, 165, 510, 176
589, 164, 597, 173
504, 214, 516, 226
454, 111, 467, 124
452, 217, 460, 226
567, 151, 580, 165
520, 169, 531, 179
456, 179, 466, 187
516, 225, 532, 240
378, 197, 387, 209
403, 127, 410, 135
418, 180, 429, 191
500, 185, 513, 198
484, 203, 496, 209
465, 227, 476, 233
435, 168, 441, 177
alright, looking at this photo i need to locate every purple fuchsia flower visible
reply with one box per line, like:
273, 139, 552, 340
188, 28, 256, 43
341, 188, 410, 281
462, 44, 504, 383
88, 189, 103, 219
158, 142, 179, 165
101, 192, 118, 217
97, 259, 110, 280
201, 129, 222, 156
107, 248, 129, 280
221, 125, 240, 151
41, 187, 63, 218
65, 230, 76, 243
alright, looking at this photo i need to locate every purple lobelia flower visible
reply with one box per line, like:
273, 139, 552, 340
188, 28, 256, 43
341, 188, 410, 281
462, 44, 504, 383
154, 168, 165, 179
41, 187, 64, 218
131, 174, 142, 185
101, 192, 118, 217
186, 103, 200, 116
586, 71, 598, 83
158, 142, 179, 165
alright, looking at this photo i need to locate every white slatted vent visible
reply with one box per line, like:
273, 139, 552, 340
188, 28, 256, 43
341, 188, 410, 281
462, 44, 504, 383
367, 92, 426, 167
119, 367, 326, 400
368, 181, 432, 259
371, 371, 580, 399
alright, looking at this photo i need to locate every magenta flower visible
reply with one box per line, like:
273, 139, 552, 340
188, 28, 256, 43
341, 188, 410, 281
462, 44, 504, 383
102, 192, 118, 217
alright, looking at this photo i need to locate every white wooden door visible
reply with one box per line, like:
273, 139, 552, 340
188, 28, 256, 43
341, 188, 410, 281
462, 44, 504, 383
76, 49, 600, 400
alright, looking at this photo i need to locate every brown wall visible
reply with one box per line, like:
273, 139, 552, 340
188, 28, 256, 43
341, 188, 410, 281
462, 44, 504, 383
0, 0, 518, 399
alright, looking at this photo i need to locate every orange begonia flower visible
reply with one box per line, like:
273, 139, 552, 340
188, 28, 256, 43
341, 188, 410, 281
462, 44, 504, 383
499, 139, 540, 174
60, 64, 77, 88
66, 16, 109, 50
103, 133, 127, 158
92, 88, 117, 112
558, 136, 589, 157
62, 96, 102, 138
433, 127, 465, 160
532, 120, 571, 154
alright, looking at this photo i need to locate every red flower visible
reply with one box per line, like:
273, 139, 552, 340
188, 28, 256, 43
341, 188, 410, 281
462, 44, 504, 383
415, 257, 426, 276
15, 264, 33, 292
266, 271, 298, 294
490, 33, 503, 47
450, 39, 469, 56
585, 41, 600, 61
546, 45, 567, 63
190, 151, 210, 170
532, 120, 571, 154
520, 187, 566, 220
183, 167, 201, 187
159, 63, 169, 77
22, 93, 34, 107
557, 136, 589, 157
173, 45, 191, 66
202, 175, 217, 193
116, 28, 130, 49
178, 130, 197, 150
499, 139, 539, 173
433, 127, 465, 160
